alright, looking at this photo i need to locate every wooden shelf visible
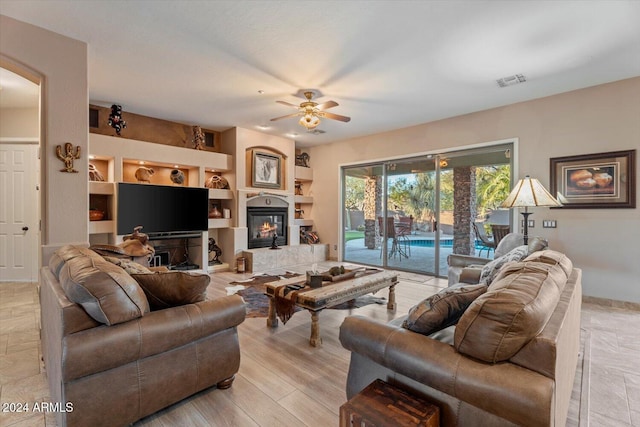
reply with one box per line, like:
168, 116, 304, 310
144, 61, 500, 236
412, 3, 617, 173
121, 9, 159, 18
294, 166, 313, 181
208, 218, 233, 229
294, 195, 313, 204
89, 220, 115, 234
89, 181, 115, 195
208, 189, 233, 199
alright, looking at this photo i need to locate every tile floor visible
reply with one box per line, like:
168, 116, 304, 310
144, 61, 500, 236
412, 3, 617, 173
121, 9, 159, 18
1, 264, 639, 426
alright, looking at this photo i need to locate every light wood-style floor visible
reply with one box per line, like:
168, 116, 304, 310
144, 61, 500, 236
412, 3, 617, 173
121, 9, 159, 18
1, 262, 639, 426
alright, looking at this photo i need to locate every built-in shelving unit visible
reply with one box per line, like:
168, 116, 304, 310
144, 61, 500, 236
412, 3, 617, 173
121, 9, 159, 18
89, 134, 235, 272
294, 165, 314, 229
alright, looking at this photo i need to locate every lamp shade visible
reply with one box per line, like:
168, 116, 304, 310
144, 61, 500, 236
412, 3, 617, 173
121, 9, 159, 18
501, 175, 562, 208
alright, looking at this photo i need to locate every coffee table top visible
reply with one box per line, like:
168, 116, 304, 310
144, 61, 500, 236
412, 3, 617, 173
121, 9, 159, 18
265, 269, 398, 310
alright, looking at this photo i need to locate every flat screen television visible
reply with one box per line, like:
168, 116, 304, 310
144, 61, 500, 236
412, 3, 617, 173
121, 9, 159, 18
117, 183, 208, 236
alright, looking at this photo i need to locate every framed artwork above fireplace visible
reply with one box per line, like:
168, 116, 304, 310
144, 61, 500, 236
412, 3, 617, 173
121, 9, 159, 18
252, 150, 282, 189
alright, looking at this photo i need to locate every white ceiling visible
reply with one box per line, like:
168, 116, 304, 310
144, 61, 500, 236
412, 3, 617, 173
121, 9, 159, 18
1, 1, 639, 147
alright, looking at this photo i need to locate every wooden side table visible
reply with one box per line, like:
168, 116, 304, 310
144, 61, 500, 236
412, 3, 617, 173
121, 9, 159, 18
340, 379, 439, 427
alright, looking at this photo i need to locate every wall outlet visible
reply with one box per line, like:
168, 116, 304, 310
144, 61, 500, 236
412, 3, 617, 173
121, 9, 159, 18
333, 244, 338, 250
542, 220, 557, 228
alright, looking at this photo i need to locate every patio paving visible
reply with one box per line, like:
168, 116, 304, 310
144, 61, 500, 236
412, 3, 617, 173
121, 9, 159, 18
343, 232, 492, 277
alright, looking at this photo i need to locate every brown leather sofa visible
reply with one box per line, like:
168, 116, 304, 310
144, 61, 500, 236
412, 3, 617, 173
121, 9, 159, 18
40, 245, 246, 427
340, 250, 581, 427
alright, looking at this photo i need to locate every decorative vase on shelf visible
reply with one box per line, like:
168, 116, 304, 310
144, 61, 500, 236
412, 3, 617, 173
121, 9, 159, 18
170, 169, 185, 185
89, 209, 105, 221
135, 167, 154, 183
208, 206, 222, 219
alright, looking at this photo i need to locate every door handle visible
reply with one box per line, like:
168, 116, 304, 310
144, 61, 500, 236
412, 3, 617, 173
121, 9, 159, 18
22, 226, 29, 231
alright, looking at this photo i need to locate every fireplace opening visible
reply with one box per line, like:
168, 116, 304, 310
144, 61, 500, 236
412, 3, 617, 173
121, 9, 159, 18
247, 207, 288, 249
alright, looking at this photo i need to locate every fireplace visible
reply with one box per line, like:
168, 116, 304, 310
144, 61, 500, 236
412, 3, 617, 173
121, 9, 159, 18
246, 196, 288, 249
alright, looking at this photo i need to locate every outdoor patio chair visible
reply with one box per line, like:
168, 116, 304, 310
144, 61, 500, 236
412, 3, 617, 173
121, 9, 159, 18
472, 222, 495, 257
395, 216, 413, 257
378, 217, 408, 260
491, 224, 511, 247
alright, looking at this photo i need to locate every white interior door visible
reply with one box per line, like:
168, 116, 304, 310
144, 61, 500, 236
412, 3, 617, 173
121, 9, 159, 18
0, 143, 39, 282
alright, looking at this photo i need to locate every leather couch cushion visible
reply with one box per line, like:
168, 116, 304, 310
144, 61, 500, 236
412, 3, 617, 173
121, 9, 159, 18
131, 271, 209, 310
524, 249, 573, 279
454, 260, 564, 363
57, 245, 150, 325
403, 284, 487, 335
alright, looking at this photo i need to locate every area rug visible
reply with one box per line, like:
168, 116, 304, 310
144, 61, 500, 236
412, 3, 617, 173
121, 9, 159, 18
227, 273, 387, 319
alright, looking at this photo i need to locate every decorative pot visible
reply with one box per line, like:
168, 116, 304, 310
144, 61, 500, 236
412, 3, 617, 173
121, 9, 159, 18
208, 206, 222, 218
170, 169, 185, 185
89, 210, 105, 221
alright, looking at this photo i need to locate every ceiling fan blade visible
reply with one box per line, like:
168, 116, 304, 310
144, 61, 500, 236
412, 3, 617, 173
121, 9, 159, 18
316, 100, 338, 110
270, 112, 299, 121
322, 111, 351, 122
276, 100, 300, 108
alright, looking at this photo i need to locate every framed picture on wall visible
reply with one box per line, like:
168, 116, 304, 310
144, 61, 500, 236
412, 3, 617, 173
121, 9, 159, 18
252, 151, 282, 189
550, 150, 636, 208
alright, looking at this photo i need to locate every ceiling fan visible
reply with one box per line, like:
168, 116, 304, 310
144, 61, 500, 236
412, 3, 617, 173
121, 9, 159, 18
270, 91, 351, 130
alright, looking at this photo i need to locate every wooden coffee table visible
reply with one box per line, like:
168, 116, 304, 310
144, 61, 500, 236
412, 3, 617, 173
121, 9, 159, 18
264, 269, 398, 347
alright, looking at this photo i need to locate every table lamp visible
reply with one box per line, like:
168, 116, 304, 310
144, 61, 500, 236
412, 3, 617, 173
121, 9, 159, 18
501, 175, 562, 245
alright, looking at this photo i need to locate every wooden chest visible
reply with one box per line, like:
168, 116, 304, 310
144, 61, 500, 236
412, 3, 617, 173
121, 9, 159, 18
340, 379, 440, 427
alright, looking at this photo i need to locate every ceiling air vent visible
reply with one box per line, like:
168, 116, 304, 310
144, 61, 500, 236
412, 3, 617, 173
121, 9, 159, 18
307, 129, 326, 135
496, 74, 526, 88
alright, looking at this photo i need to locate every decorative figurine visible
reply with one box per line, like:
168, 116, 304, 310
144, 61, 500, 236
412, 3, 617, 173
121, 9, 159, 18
88, 163, 105, 181
295, 182, 303, 195
270, 232, 280, 250
56, 142, 81, 173
135, 166, 154, 183
170, 169, 185, 185
295, 152, 310, 167
108, 104, 127, 135
208, 238, 222, 264
295, 208, 304, 219
192, 125, 205, 150
123, 225, 149, 245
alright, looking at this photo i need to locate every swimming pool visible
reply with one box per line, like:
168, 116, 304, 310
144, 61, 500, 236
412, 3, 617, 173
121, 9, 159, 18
408, 239, 485, 249
408, 239, 454, 248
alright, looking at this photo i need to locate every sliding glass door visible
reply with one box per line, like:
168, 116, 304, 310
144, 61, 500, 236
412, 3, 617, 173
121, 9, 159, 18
341, 142, 513, 277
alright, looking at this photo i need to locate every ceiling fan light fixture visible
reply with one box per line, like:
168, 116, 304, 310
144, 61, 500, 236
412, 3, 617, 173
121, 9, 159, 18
299, 113, 320, 129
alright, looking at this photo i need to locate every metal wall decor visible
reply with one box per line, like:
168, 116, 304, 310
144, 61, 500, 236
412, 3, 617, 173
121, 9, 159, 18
108, 104, 127, 135
56, 142, 81, 173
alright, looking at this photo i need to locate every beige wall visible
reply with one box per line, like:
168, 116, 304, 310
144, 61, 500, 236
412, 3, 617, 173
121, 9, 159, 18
309, 77, 640, 303
0, 15, 88, 249
0, 107, 39, 138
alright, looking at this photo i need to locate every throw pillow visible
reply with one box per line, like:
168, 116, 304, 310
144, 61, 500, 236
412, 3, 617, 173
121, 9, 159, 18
479, 245, 528, 285
57, 246, 150, 325
131, 271, 209, 310
103, 256, 152, 275
403, 284, 488, 335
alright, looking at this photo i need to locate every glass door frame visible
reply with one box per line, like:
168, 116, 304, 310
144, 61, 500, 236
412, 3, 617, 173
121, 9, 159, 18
339, 139, 517, 278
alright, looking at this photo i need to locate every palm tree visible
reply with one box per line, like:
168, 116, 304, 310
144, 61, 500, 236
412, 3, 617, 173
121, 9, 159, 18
476, 165, 510, 217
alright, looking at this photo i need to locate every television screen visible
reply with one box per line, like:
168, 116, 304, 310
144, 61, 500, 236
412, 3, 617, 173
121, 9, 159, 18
117, 183, 208, 235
